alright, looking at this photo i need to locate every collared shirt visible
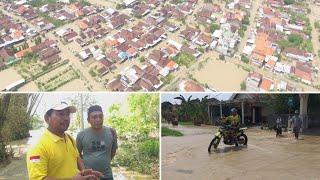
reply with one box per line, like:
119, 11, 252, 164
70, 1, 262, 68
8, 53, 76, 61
26, 129, 80, 180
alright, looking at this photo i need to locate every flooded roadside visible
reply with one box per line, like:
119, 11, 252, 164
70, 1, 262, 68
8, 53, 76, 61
162, 125, 320, 180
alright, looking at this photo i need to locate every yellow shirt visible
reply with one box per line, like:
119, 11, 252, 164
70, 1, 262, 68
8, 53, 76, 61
26, 129, 80, 180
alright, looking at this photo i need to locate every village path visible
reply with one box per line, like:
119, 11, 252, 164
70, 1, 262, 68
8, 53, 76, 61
309, 3, 320, 66
237, 0, 264, 55
162, 125, 320, 180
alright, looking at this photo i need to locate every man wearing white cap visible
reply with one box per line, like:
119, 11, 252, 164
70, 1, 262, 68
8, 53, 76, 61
26, 101, 102, 180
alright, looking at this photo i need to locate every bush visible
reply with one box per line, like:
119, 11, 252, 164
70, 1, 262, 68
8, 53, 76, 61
219, 54, 225, 60
113, 139, 159, 178
172, 52, 195, 67
161, 127, 183, 136
241, 55, 249, 63
240, 81, 246, 90
284, 0, 294, 5
210, 23, 220, 33
138, 139, 159, 157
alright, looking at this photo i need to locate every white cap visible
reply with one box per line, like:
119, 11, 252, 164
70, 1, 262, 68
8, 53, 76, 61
48, 101, 76, 113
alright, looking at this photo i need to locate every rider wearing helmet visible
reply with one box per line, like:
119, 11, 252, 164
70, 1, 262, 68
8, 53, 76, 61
221, 108, 240, 142
222, 108, 240, 126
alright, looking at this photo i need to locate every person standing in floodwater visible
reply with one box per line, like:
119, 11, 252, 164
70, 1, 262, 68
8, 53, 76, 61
291, 110, 302, 140
276, 116, 282, 137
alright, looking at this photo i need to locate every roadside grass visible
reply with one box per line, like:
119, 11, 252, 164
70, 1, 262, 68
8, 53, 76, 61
179, 121, 193, 126
112, 138, 159, 179
161, 127, 183, 137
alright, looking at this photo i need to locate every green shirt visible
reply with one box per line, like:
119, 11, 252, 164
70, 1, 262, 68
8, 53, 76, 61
76, 126, 117, 178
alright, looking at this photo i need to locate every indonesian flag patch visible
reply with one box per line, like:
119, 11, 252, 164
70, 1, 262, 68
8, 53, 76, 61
29, 156, 40, 163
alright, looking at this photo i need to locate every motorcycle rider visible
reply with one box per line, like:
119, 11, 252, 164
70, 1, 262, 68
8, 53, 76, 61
221, 108, 240, 143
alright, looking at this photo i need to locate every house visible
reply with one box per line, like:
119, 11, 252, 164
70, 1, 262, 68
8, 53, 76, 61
181, 45, 202, 58
264, 55, 278, 71
246, 72, 262, 92
179, 80, 205, 91
0, 48, 15, 66
294, 62, 313, 84
108, 14, 129, 29
79, 48, 91, 61
132, 4, 151, 17
274, 62, 292, 74
107, 79, 127, 91
259, 77, 274, 92
250, 32, 275, 67
283, 47, 313, 62
267, 0, 284, 7
123, 0, 138, 7
214, 23, 240, 56
179, 26, 200, 42
195, 33, 212, 47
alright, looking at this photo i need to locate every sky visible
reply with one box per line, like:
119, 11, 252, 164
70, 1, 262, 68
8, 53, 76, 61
33, 93, 129, 121
161, 93, 233, 104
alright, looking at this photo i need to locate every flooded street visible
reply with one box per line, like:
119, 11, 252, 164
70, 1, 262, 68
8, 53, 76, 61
0, 129, 153, 180
162, 125, 320, 180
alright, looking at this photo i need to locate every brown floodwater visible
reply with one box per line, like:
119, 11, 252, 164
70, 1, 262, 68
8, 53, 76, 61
162, 125, 320, 180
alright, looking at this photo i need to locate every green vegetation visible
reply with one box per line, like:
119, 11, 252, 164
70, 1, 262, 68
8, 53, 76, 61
278, 34, 313, 52
198, 47, 205, 53
34, 36, 42, 45
0, 94, 40, 165
161, 127, 183, 136
315, 21, 320, 32
172, 52, 196, 67
178, 121, 193, 126
284, 0, 294, 5
108, 94, 159, 178
204, 0, 213, 3
161, 74, 174, 84
241, 55, 249, 63
240, 81, 246, 90
172, 95, 211, 125
209, 23, 220, 33
138, 56, 145, 63
89, 68, 97, 77
288, 34, 303, 46
242, 14, 250, 25
219, 54, 225, 60
29, 0, 57, 7
39, 13, 66, 28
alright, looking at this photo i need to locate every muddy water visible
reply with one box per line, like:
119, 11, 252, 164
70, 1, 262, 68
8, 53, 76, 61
162, 125, 320, 180
0, 129, 154, 180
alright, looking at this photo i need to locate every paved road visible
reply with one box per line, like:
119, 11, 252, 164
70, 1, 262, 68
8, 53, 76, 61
162, 125, 320, 180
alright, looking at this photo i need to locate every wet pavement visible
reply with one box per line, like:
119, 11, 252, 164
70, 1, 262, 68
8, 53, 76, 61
162, 125, 320, 180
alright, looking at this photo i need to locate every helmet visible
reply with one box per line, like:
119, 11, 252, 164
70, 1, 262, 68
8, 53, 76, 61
230, 108, 237, 113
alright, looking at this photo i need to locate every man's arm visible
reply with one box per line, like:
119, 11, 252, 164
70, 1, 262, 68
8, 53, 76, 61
77, 157, 85, 172
110, 128, 118, 160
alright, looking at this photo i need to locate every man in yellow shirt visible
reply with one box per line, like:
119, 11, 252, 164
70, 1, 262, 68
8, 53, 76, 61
27, 101, 102, 180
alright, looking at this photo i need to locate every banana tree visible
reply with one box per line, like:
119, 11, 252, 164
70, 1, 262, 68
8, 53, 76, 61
174, 95, 193, 122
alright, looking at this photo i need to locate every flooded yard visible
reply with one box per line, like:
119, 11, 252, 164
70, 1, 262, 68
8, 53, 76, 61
162, 125, 320, 180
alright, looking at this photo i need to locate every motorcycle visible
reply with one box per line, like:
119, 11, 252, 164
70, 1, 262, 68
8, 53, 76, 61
208, 124, 248, 153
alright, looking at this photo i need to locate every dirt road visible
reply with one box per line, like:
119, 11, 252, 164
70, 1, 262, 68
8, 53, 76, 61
162, 125, 320, 180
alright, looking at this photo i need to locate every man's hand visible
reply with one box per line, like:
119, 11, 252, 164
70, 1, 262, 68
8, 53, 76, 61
73, 171, 96, 180
80, 169, 103, 179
